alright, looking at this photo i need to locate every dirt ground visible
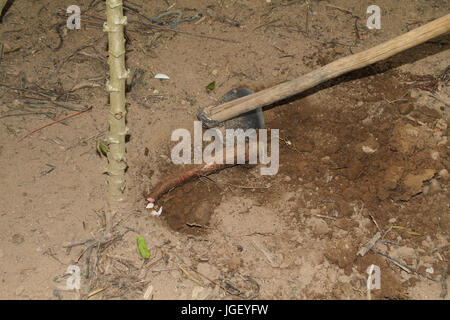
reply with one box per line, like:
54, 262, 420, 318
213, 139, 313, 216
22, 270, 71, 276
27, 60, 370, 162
0, 0, 449, 300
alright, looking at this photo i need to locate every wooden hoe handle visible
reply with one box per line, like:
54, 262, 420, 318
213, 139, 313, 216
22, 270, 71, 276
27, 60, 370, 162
199, 13, 450, 123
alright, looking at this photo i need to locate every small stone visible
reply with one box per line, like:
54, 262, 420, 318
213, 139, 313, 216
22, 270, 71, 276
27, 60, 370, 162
430, 151, 439, 160
211, 69, 218, 76
12, 234, 24, 245
362, 117, 373, 126
362, 145, 376, 154
321, 156, 331, 163
308, 217, 330, 236
435, 119, 447, 131
438, 169, 449, 181
428, 179, 441, 195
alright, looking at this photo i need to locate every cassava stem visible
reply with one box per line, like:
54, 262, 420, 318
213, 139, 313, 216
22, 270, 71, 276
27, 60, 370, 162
104, 0, 129, 225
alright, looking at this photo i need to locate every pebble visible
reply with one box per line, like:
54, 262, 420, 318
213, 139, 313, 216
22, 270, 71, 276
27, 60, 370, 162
428, 179, 441, 195
12, 234, 24, 245
362, 145, 377, 154
430, 151, 439, 160
309, 217, 330, 236
435, 119, 447, 131
388, 218, 397, 224
438, 169, 449, 181
362, 117, 373, 126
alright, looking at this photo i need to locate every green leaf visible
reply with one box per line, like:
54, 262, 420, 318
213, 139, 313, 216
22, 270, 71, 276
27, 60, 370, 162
391, 225, 422, 236
5, 125, 17, 136
137, 235, 150, 259
96, 140, 109, 157
205, 81, 216, 91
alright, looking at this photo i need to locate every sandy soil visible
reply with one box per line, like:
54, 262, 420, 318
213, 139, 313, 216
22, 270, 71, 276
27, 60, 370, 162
0, 0, 449, 300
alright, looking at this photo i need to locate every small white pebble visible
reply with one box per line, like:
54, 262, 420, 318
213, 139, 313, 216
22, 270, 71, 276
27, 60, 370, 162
154, 73, 170, 80
438, 169, 449, 181
362, 146, 376, 154
151, 207, 163, 216
430, 151, 439, 160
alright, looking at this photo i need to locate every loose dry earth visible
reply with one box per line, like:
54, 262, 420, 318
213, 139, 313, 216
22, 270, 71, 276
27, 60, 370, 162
0, 0, 449, 299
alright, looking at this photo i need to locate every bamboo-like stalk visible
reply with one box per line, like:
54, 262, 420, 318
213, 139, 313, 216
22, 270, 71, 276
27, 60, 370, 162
104, 0, 129, 228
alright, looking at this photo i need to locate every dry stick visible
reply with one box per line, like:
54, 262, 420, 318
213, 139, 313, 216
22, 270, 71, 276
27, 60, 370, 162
18, 106, 93, 142
371, 249, 438, 282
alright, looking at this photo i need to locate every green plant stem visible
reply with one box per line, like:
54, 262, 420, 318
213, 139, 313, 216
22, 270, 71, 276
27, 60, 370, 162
104, 0, 129, 230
